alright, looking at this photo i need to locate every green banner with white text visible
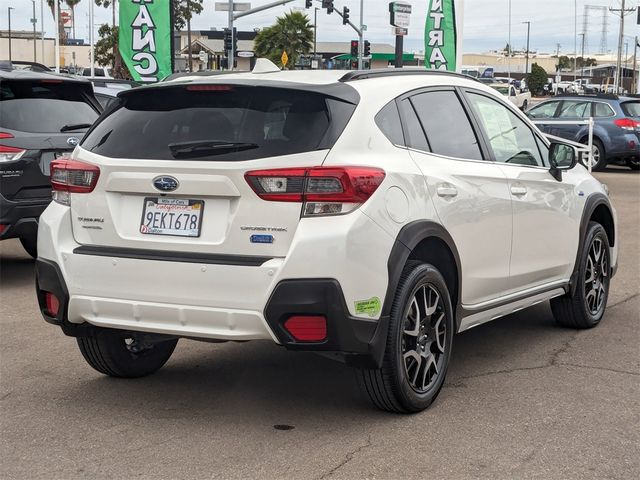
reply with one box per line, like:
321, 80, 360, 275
119, 0, 172, 82
424, 0, 458, 71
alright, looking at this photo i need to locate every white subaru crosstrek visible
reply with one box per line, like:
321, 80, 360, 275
36, 69, 618, 413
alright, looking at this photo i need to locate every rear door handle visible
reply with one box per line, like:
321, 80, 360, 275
436, 185, 458, 197
510, 185, 528, 196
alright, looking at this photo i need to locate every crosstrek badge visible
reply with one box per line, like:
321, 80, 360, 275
355, 297, 382, 317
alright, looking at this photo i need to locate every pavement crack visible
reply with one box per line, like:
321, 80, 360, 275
549, 331, 579, 366
556, 362, 640, 376
608, 292, 640, 309
317, 436, 372, 480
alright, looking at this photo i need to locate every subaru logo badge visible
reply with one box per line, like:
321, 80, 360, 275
66, 137, 79, 147
153, 176, 179, 192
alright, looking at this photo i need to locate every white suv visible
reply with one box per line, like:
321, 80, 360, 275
36, 69, 618, 413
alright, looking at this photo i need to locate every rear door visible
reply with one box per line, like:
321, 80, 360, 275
526, 100, 561, 136
400, 88, 513, 306
0, 78, 100, 202
72, 83, 357, 257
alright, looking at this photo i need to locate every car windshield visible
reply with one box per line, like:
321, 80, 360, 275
0, 80, 99, 133
621, 101, 640, 118
81, 85, 356, 161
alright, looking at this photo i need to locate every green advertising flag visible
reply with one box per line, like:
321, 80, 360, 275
119, 0, 172, 82
424, 0, 458, 71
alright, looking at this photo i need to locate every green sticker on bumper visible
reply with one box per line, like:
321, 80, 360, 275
355, 297, 381, 317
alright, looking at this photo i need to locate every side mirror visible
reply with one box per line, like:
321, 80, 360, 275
549, 142, 577, 180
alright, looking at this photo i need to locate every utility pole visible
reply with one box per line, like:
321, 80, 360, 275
8, 7, 14, 63
633, 36, 638, 94
187, 1, 193, 72
40, 0, 44, 65
574, 0, 577, 82
358, 0, 364, 70
90, 0, 94, 77
314, 7, 318, 57
32, 1, 37, 62
522, 21, 531, 75
609, 0, 635, 93
579, 32, 586, 79
54, 0, 60, 73
507, 0, 511, 79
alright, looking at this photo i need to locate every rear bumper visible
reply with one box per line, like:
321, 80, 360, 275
36, 202, 393, 368
0, 193, 48, 240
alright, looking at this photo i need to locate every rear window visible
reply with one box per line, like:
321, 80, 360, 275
621, 101, 640, 117
0, 80, 99, 133
81, 85, 356, 161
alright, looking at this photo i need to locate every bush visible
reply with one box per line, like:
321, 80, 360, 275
527, 63, 548, 96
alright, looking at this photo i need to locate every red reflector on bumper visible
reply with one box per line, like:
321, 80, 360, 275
284, 315, 327, 342
0, 224, 7, 234
45, 293, 60, 317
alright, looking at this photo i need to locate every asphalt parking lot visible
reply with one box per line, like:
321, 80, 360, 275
1, 167, 638, 480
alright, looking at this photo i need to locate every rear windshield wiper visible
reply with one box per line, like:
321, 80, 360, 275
168, 140, 259, 159
60, 123, 93, 132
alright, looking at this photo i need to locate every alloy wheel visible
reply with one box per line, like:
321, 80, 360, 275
401, 284, 447, 393
584, 237, 608, 316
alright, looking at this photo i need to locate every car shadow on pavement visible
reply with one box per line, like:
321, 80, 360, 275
0, 250, 35, 290
55, 303, 564, 421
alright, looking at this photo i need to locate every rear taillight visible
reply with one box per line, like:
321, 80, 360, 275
614, 118, 640, 131
50, 158, 100, 206
245, 166, 385, 217
0, 144, 26, 162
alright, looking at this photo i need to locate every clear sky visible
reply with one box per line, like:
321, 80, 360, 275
1, 0, 638, 55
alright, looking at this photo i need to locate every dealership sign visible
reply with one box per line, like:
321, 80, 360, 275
424, 0, 462, 72
119, 0, 172, 82
389, 2, 412, 29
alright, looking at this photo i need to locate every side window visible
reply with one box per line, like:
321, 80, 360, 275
410, 91, 483, 160
398, 99, 429, 152
558, 100, 590, 118
527, 101, 559, 119
467, 92, 544, 167
594, 102, 614, 117
535, 136, 550, 167
375, 101, 405, 146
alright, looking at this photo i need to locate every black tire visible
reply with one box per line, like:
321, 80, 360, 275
551, 222, 611, 329
521, 99, 528, 111
626, 158, 640, 171
582, 138, 607, 171
19, 235, 37, 259
77, 328, 178, 378
357, 262, 454, 413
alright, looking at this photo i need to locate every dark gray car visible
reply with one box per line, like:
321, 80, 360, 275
0, 70, 101, 257
527, 94, 640, 171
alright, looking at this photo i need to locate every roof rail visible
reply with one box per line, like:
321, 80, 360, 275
556, 93, 619, 100
339, 68, 480, 83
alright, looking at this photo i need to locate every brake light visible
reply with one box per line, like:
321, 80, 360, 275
186, 85, 234, 91
50, 158, 100, 206
245, 166, 385, 217
284, 315, 327, 342
0, 144, 26, 162
0, 132, 14, 139
614, 118, 640, 131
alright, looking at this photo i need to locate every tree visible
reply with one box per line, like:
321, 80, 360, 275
555, 55, 572, 71
174, 0, 204, 31
527, 63, 548, 96
254, 11, 313, 69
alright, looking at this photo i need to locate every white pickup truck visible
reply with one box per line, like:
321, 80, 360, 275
490, 83, 532, 111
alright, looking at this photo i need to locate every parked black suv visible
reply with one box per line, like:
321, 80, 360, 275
0, 70, 101, 257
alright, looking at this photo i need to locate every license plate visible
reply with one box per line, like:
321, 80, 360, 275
140, 197, 204, 237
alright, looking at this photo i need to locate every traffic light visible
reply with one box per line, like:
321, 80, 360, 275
305, 0, 313, 8
363, 40, 371, 57
223, 28, 232, 53
350, 40, 359, 58
322, 1, 334, 14
342, 7, 350, 24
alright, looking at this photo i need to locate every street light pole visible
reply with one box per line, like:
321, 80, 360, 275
507, 0, 511, 80
579, 32, 586, 79
574, 0, 577, 82
8, 7, 14, 63
358, 0, 364, 70
522, 21, 530, 75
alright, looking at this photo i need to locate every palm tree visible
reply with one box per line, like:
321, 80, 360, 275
66, 0, 81, 40
254, 11, 314, 69
46, 0, 83, 43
